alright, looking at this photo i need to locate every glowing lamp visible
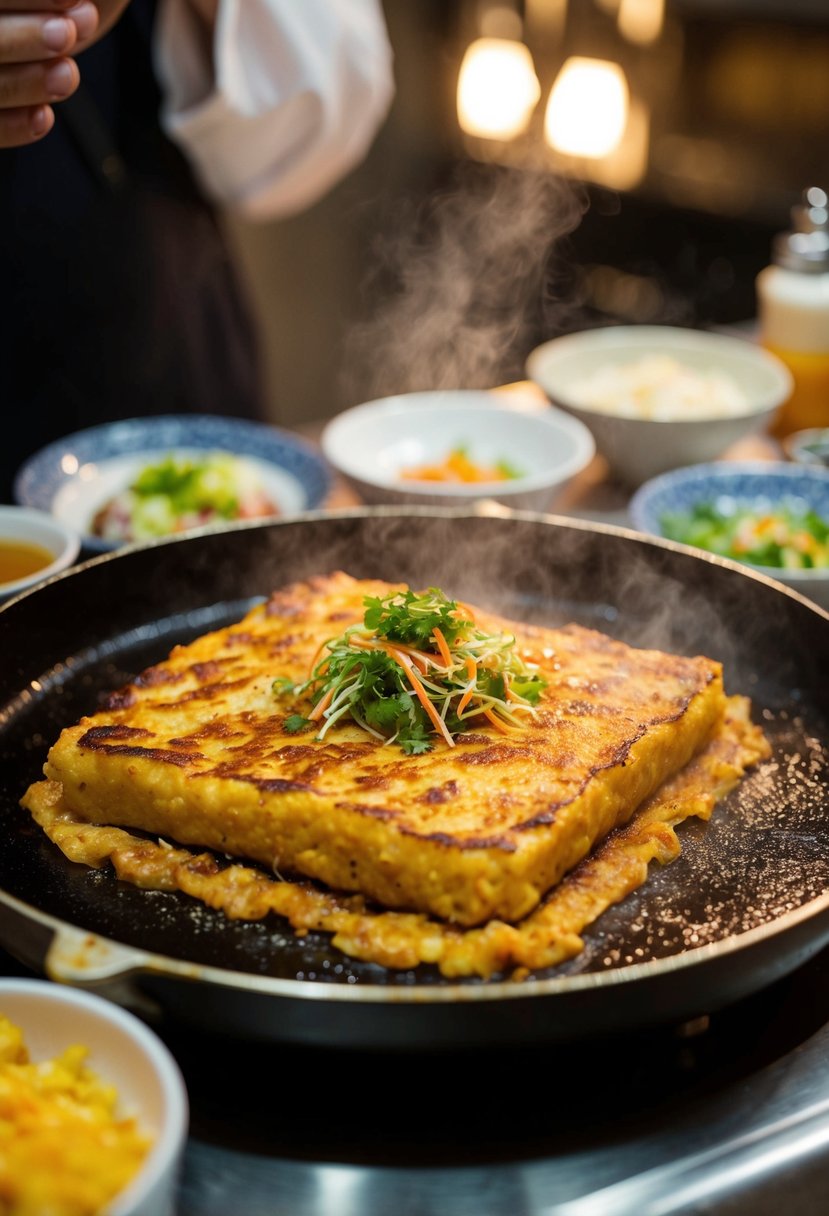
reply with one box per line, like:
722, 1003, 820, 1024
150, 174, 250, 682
544, 57, 629, 159
457, 38, 541, 140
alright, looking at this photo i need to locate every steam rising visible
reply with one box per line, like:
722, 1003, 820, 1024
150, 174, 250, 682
344, 164, 587, 402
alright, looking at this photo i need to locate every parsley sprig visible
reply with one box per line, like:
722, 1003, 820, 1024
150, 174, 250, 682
273, 587, 545, 754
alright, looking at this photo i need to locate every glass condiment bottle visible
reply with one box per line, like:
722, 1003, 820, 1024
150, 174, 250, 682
756, 186, 829, 437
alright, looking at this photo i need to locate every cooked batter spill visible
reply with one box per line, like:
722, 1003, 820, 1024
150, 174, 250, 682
21, 572, 770, 978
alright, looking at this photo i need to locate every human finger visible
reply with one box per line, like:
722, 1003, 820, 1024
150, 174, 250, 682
0, 1, 77, 12
0, 12, 79, 63
0, 56, 79, 109
0, 100, 54, 147
73, 0, 128, 48
64, 2, 99, 47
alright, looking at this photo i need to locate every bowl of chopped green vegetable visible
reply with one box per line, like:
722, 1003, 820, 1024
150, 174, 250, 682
14, 415, 331, 551
629, 461, 829, 610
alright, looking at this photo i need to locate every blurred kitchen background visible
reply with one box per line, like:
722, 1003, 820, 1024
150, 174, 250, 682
222, 0, 829, 430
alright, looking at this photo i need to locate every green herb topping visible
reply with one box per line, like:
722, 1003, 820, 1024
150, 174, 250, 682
273, 587, 546, 754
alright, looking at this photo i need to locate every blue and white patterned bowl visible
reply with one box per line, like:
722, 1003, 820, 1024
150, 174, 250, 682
629, 461, 829, 611
14, 415, 331, 552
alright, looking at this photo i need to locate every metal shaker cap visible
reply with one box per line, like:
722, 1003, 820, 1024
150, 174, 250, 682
773, 186, 829, 272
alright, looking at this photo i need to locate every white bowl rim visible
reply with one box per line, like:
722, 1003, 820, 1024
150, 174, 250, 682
321, 391, 596, 496
0, 978, 188, 1214
0, 506, 81, 597
782, 427, 829, 462
629, 459, 829, 584
526, 324, 794, 421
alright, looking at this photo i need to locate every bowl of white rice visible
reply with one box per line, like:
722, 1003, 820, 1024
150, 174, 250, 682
526, 325, 793, 486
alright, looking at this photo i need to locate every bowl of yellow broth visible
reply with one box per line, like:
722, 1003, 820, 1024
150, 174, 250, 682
0, 506, 80, 601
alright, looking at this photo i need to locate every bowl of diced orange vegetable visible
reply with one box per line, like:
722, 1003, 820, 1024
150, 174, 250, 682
320, 390, 595, 512
0, 979, 188, 1216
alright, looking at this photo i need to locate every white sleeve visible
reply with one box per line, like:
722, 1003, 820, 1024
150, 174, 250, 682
153, 0, 394, 220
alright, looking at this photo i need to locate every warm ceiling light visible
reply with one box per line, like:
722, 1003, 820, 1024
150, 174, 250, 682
457, 38, 541, 140
544, 57, 629, 158
618, 0, 664, 46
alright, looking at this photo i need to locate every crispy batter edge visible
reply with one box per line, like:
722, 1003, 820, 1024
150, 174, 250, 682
22, 696, 770, 980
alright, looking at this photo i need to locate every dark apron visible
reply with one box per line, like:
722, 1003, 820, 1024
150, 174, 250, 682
0, 1, 263, 501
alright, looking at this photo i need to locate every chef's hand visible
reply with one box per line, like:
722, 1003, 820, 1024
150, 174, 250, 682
0, 0, 131, 148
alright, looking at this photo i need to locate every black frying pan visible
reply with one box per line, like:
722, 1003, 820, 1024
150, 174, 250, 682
1, 507, 827, 1050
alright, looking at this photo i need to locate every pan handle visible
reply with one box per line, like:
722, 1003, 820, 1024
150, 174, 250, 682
45, 924, 163, 1021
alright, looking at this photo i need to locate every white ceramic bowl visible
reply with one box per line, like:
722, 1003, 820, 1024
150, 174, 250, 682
526, 325, 793, 487
0, 979, 188, 1216
320, 390, 596, 511
629, 461, 829, 612
0, 506, 80, 601
782, 427, 829, 469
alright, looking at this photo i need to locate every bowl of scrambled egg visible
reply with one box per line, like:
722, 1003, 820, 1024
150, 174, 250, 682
0, 979, 188, 1216
527, 325, 793, 486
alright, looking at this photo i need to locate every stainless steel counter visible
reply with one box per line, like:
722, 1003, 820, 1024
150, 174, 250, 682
169, 945, 829, 1216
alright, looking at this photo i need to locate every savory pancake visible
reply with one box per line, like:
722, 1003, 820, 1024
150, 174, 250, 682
24, 696, 768, 979
22, 573, 732, 928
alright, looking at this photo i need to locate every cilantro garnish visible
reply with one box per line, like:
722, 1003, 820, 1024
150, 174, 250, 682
283, 714, 311, 734
271, 586, 546, 753
363, 587, 471, 648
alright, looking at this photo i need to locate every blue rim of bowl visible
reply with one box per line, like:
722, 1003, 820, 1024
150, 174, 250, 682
13, 415, 331, 550
628, 460, 829, 579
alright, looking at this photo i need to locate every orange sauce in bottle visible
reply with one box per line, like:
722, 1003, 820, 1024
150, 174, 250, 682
756, 188, 829, 439
763, 345, 829, 437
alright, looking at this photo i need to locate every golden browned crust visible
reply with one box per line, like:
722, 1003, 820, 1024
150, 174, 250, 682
24, 572, 727, 926
24, 696, 770, 979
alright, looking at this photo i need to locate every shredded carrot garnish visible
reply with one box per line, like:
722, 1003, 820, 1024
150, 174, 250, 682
457, 658, 478, 714
380, 641, 429, 677
279, 586, 545, 754
308, 686, 335, 722
351, 634, 431, 675
391, 648, 456, 747
306, 639, 332, 678
432, 627, 453, 668
483, 708, 512, 735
